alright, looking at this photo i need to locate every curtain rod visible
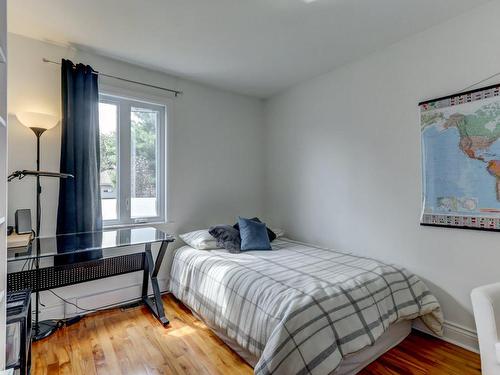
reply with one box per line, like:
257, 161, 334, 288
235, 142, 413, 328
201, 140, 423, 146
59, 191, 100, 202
42, 58, 183, 97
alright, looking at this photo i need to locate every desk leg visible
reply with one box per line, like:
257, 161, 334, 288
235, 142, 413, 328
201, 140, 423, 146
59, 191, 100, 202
142, 242, 169, 326
141, 245, 150, 299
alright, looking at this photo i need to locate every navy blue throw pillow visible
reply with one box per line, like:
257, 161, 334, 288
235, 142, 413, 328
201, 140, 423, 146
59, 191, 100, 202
238, 217, 272, 251
233, 217, 277, 242
208, 225, 241, 253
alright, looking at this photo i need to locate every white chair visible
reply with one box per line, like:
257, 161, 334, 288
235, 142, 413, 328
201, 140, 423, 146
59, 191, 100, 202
471, 283, 500, 375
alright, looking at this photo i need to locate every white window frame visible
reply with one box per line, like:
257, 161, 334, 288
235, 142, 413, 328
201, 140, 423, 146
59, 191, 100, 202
99, 88, 168, 227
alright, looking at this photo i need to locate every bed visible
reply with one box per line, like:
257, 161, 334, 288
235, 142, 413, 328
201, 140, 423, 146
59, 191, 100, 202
169, 237, 443, 375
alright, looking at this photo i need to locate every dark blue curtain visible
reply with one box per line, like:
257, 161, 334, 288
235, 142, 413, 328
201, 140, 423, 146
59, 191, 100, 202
57, 59, 102, 235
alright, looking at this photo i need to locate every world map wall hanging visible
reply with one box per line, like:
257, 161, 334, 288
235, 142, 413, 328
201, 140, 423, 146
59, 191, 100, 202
420, 83, 500, 231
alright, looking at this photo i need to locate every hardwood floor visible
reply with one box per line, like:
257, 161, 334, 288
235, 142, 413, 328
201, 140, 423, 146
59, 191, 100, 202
33, 294, 480, 375
360, 331, 480, 375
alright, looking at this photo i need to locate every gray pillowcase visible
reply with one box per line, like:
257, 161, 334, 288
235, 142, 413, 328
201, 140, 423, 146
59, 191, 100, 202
208, 225, 241, 253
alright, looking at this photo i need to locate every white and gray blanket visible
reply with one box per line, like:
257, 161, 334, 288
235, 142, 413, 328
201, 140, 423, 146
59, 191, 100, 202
169, 238, 443, 375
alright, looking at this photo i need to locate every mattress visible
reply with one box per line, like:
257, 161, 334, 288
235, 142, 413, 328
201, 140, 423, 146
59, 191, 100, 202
169, 238, 442, 374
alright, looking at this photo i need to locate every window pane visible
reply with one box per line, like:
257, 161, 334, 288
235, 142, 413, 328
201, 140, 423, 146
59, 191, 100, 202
131, 107, 158, 218
99, 102, 118, 221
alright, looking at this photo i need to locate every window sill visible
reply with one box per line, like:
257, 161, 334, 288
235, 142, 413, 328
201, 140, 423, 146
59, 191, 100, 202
103, 220, 171, 230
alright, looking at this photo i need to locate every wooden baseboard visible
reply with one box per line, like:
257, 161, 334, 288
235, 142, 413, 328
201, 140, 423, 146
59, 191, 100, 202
412, 319, 479, 353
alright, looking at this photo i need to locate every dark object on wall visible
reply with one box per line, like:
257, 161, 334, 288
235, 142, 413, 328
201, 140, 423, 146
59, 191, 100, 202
57, 59, 102, 235
14, 209, 31, 235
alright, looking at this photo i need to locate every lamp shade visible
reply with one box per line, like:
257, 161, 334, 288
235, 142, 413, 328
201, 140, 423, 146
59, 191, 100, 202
17, 112, 59, 130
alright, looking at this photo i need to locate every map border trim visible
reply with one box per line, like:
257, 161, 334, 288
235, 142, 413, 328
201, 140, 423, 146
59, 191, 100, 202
421, 214, 500, 232
421, 223, 500, 232
419, 82, 500, 107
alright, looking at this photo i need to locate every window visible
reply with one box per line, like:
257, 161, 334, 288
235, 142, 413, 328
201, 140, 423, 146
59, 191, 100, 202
99, 93, 166, 226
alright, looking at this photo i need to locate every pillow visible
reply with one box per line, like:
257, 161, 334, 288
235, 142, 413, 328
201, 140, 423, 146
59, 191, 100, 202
208, 225, 241, 253
179, 229, 219, 250
233, 217, 277, 242
238, 217, 272, 251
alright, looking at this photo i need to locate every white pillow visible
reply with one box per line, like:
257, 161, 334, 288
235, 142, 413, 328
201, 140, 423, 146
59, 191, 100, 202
179, 229, 220, 250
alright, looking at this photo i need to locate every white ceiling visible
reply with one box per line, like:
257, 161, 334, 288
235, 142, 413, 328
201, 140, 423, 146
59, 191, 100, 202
8, 0, 491, 98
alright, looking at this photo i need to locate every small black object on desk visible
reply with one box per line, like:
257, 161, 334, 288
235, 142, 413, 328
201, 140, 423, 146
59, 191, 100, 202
7, 226, 174, 341
14, 209, 32, 235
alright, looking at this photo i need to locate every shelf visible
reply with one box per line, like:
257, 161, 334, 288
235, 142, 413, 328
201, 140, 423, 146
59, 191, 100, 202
7, 233, 31, 249
0, 46, 5, 63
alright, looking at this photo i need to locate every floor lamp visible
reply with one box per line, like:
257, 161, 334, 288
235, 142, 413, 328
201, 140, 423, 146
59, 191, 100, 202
16, 112, 59, 235
11, 112, 74, 341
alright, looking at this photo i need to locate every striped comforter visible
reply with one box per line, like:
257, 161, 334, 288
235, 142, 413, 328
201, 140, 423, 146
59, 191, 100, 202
169, 238, 443, 375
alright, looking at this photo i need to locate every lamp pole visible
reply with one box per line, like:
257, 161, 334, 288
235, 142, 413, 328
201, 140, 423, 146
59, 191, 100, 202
29, 126, 46, 340
30, 126, 46, 236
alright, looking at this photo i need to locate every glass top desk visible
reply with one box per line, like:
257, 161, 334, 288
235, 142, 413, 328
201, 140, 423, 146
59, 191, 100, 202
7, 227, 174, 339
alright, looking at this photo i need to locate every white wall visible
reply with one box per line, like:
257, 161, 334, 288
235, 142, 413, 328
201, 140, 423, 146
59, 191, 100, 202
7, 33, 265, 318
265, 0, 500, 350
8, 33, 265, 235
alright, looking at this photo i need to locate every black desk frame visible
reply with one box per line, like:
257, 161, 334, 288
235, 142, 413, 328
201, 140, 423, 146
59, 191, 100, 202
142, 241, 169, 325
7, 238, 173, 336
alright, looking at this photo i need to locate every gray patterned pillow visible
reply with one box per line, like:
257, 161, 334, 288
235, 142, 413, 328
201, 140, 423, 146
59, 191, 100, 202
209, 225, 241, 253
